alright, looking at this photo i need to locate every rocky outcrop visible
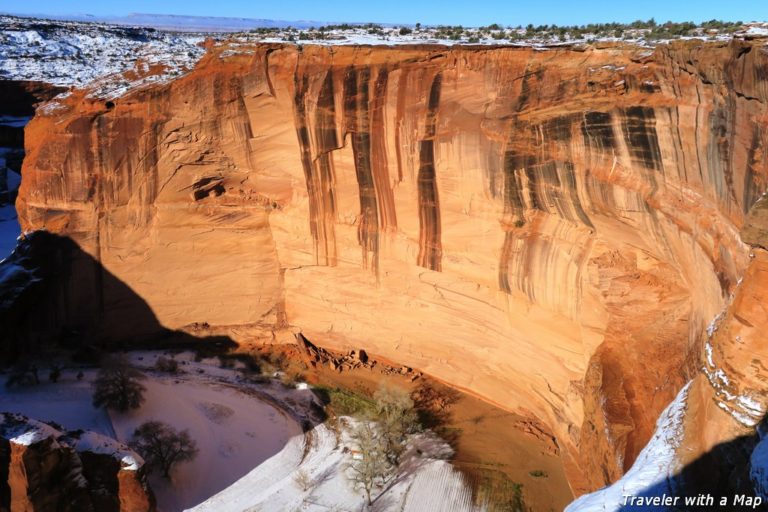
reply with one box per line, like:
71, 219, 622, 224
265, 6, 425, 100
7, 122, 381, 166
0, 81, 62, 204
13, 40, 768, 495
0, 413, 154, 511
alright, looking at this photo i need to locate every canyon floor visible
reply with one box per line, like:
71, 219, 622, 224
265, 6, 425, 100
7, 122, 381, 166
1, 349, 511, 511
0, 352, 304, 511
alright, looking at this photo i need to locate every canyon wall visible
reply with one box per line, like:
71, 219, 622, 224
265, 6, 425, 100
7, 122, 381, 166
14, 40, 768, 494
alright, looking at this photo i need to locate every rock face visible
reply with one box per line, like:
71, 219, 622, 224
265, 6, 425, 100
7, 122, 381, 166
14, 40, 768, 494
0, 413, 154, 511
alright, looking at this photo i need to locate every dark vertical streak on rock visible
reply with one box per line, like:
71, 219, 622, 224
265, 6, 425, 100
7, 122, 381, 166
345, 67, 380, 272
499, 114, 596, 294
394, 68, 410, 183
293, 70, 336, 265
498, 231, 515, 294
561, 161, 594, 228
313, 70, 339, 263
668, 107, 690, 184
498, 146, 528, 293
581, 111, 615, 151
370, 68, 397, 230
707, 102, 740, 210
315, 72, 338, 148
744, 128, 762, 212
623, 106, 663, 175
416, 73, 443, 271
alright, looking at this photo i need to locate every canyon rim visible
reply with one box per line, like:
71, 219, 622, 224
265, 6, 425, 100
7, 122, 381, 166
1, 10, 768, 512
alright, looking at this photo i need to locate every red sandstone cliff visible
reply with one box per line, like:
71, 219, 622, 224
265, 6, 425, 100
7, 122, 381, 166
13, 40, 768, 495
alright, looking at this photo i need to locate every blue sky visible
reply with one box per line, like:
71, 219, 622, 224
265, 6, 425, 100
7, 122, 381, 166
6, 0, 765, 26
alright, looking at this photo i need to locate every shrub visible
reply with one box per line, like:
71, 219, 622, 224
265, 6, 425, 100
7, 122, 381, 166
48, 365, 61, 383
314, 386, 375, 417
293, 469, 313, 491
155, 356, 179, 373
5, 363, 40, 388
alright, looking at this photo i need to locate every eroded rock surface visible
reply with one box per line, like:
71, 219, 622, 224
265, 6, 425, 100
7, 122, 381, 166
13, 40, 768, 494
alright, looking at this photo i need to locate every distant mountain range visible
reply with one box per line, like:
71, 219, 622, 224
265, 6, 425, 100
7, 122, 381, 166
0, 12, 394, 32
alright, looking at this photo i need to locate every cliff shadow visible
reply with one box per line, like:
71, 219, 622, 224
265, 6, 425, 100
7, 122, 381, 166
617, 419, 767, 512
0, 231, 237, 363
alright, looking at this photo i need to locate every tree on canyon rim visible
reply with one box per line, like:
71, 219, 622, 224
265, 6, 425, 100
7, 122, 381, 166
91, 356, 146, 412
347, 420, 395, 507
347, 386, 421, 506
131, 421, 198, 478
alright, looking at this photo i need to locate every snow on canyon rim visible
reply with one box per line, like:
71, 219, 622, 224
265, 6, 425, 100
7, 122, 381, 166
0, 351, 303, 511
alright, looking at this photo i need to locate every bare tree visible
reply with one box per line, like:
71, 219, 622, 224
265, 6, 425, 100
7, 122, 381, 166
373, 385, 420, 465
347, 421, 394, 507
130, 421, 198, 478
92, 356, 146, 412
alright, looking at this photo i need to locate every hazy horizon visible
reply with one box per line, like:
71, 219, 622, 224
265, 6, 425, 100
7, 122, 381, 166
3, 0, 765, 28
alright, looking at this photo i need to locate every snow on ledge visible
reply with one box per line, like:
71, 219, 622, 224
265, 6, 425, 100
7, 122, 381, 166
192, 417, 476, 512
0, 412, 144, 470
565, 382, 692, 512
0, 412, 61, 447
66, 430, 145, 471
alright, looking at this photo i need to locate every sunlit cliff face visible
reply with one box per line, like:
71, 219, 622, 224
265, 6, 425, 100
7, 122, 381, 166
15, 40, 768, 494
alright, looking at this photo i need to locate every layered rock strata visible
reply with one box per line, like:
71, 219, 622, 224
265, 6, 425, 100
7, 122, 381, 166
13, 40, 768, 494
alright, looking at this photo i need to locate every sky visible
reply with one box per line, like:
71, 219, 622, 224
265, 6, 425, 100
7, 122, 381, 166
5, 0, 766, 27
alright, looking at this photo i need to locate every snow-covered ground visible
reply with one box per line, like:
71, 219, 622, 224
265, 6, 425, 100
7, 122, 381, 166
2, 15, 766, 102
109, 375, 302, 510
192, 418, 478, 512
0, 352, 305, 511
0, 15, 205, 97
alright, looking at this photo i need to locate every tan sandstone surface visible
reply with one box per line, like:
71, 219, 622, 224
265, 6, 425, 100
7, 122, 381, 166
14, 40, 768, 495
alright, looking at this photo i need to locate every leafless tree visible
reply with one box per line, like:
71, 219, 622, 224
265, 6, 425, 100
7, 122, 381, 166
347, 421, 394, 507
373, 385, 420, 465
92, 356, 146, 412
130, 421, 198, 478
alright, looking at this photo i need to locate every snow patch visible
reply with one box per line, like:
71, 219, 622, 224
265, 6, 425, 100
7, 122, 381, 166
0, 412, 60, 447
68, 430, 144, 471
565, 382, 692, 512
701, 305, 763, 427
0, 15, 205, 96
192, 418, 477, 512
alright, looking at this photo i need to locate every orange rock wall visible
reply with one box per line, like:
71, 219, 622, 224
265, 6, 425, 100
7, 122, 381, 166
16, 40, 768, 494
